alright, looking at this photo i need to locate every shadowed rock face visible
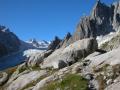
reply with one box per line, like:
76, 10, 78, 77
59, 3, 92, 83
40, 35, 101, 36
0, 26, 20, 57
73, 17, 97, 41
47, 36, 61, 51
58, 32, 72, 48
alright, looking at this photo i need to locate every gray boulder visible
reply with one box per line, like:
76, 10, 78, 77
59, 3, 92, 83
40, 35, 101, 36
40, 38, 98, 69
27, 50, 53, 67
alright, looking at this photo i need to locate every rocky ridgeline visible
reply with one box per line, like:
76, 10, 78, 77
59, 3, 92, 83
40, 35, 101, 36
51, 0, 120, 49
1, 0, 120, 90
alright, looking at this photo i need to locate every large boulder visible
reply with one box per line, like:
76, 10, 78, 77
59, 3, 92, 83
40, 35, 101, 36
27, 50, 53, 67
40, 38, 98, 69
0, 26, 20, 57
85, 47, 120, 67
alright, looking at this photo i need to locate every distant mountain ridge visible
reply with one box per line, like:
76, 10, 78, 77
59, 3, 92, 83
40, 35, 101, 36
0, 26, 20, 57
26, 38, 50, 49
0, 26, 50, 70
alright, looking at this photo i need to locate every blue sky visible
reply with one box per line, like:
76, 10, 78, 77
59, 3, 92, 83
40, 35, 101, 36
0, 0, 116, 41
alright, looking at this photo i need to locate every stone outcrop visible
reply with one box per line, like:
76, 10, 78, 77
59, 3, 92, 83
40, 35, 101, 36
100, 32, 120, 51
41, 38, 98, 69
47, 36, 61, 51
0, 26, 20, 57
27, 50, 53, 67
59, 32, 72, 48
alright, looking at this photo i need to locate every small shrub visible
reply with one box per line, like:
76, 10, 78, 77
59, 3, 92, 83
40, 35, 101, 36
93, 64, 110, 73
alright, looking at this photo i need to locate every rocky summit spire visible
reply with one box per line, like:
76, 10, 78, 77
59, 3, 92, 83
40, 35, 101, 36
58, 32, 72, 48
97, 0, 100, 3
95, 0, 101, 5
47, 36, 61, 51
91, 0, 110, 19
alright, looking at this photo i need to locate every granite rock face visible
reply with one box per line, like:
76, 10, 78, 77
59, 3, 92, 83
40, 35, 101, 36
0, 26, 20, 57
112, 1, 120, 31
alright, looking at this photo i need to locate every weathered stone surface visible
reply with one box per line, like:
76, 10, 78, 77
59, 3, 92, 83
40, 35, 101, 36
112, 1, 120, 31
41, 38, 98, 69
84, 73, 94, 80
72, 17, 97, 42
27, 50, 53, 67
105, 81, 120, 90
86, 47, 120, 68
7, 70, 47, 90
100, 32, 120, 51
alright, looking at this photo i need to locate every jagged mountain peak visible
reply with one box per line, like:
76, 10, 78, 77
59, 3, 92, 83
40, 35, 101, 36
0, 25, 10, 33
91, 0, 110, 19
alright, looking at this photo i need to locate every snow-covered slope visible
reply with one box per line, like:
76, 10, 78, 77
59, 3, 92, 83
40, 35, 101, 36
26, 39, 50, 49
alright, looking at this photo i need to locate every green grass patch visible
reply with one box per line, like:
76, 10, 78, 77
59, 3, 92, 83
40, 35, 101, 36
42, 74, 88, 90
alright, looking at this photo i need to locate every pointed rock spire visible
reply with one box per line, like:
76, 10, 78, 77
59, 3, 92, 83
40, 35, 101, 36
47, 36, 61, 51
